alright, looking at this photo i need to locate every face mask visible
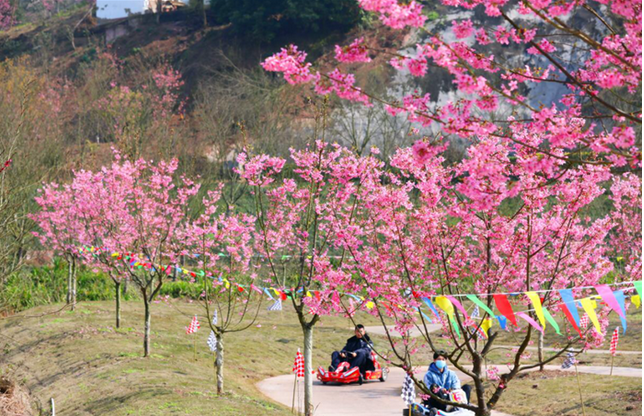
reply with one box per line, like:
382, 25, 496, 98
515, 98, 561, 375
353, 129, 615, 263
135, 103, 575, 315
435, 360, 447, 370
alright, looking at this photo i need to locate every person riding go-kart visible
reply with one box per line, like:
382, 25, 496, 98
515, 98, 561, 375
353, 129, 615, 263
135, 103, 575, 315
317, 324, 388, 385
409, 350, 474, 416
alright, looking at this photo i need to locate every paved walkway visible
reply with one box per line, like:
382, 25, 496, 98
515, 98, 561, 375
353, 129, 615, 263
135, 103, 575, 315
257, 365, 641, 416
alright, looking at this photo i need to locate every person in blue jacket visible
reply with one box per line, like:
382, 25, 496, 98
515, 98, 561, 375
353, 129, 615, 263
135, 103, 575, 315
329, 324, 372, 372
423, 350, 471, 411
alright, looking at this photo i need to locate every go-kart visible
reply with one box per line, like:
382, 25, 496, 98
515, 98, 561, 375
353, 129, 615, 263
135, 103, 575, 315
317, 350, 389, 385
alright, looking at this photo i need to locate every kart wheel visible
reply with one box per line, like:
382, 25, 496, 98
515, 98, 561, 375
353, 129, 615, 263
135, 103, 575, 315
379, 369, 388, 382
322, 381, 327, 385
358, 373, 364, 385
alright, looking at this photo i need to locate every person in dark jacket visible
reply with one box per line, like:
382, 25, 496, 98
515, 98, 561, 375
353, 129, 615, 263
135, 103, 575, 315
329, 324, 373, 372
422, 350, 472, 411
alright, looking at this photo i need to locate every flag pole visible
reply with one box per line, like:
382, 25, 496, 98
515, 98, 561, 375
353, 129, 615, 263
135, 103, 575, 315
408, 404, 412, 416
193, 334, 197, 361
291, 374, 297, 413
574, 363, 587, 416
610, 354, 614, 376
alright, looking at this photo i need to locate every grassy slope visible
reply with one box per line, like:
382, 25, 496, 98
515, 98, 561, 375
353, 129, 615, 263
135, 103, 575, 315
0, 300, 379, 415
0, 300, 641, 415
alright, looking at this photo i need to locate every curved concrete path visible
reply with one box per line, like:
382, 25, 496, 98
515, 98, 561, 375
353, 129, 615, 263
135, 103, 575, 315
257, 365, 641, 416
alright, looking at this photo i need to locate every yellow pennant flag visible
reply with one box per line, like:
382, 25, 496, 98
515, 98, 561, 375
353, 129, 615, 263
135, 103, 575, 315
223, 279, 230, 289
272, 288, 280, 296
480, 317, 493, 336
580, 297, 602, 335
111, 252, 119, 257
632, 295, 641, 308
525, 292, 546, 330
366, 301, 375, 309
306, 291, 312, 298
435, 296, 454, 317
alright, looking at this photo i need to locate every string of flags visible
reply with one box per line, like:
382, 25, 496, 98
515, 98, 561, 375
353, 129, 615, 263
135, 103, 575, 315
77, 245, 641, 340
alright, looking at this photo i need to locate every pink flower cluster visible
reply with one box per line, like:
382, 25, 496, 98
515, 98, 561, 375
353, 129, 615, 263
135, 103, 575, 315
261, 45, 313, 85
335, 37, 371, 63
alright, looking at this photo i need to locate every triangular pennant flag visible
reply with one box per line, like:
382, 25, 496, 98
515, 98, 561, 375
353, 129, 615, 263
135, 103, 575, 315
525, 291, 546, 329
449, 316, 461, 338
517, 312, 544, 333
542, 307, 561, 335
465, 294, 495, 318
594, 284, 626, 319
480, 317, 493, 337
559, 289, 581, 328
579, 297, 602, 335
632, 295, 641, 308
496, 315, 507, 330
559, 302, 582, 337
613, 290, 627, 333
435, 296, 455, 316
493, 294, 517, 326
421, 297, 441, 321
445, 295, 469, 319
633, 281, 642, 297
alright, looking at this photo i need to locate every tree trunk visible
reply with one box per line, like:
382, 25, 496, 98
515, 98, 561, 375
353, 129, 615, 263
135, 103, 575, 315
67, 256, 77, 311
302, 325, 314, 416
538, 330, 544, 371
215, 333, 224, 394
71, 257, 77, 310
115, 280, 121, 329
143, 297, 151, 357
201, 0, 207, 27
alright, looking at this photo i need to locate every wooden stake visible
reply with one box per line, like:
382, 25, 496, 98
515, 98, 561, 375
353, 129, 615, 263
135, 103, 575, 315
193, 334, 197, 361
291, 374, 297, 413
408, 404, 412, 416
610, 354, 614, 376
213, 353, 217, 383
574, 364, 587, 416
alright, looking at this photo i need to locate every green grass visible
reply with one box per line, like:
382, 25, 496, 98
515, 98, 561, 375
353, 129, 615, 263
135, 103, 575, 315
493, 370, 642, 416
0, 300, 640, 415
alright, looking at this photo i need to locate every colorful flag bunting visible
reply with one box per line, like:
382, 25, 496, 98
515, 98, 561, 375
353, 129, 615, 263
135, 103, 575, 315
525, 291, 546, 329
421, 297, 441, 321
212, 310, 218, 325
559, 302, 582, 337
471, 305, 480, 319
445, 295, 469, 319
579, 313, 589, 330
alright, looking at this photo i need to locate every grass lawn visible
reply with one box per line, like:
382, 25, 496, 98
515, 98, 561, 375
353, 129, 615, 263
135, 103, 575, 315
0, 299, 640, 415
492, 370, 642, 416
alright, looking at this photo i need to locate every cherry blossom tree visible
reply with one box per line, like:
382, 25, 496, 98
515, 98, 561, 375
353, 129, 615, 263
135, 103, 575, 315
182, 187, 263, 394
262, 0, 641, 170
235, 142, 384, 416
33, 152, 200, 356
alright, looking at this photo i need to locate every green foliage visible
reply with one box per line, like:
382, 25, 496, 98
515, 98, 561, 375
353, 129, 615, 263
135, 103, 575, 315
159, 280, 204, 299
0, 258, 123, 313
210, 0, 360, 42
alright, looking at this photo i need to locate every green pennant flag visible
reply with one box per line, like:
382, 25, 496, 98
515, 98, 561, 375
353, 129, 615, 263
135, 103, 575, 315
542, 307, 561, 335
466, 294, 496, 318
450, 316, 461, 338
633, 281, 642, 297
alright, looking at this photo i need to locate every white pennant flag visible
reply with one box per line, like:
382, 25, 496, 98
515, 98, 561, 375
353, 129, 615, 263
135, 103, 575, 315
207, 330, 217, 353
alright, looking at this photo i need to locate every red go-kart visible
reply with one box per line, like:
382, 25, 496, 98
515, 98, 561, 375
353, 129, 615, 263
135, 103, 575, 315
317, 350, 389, 385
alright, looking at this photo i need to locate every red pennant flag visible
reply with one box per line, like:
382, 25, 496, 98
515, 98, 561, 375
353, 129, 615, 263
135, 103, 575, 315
559, 303, 582, 337
280, 292, 288, 301
493, 294, 517, 326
